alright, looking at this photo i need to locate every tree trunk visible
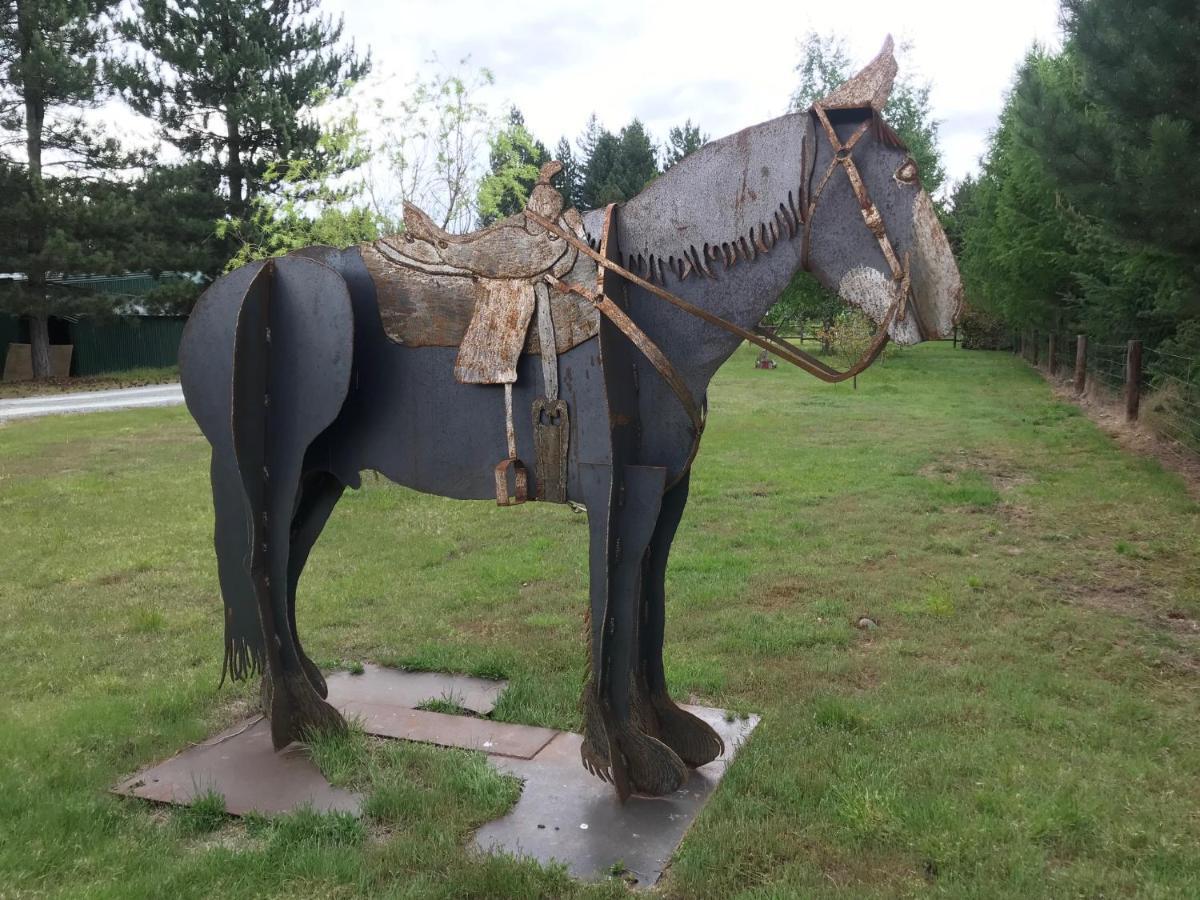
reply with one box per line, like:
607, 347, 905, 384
227, 115, 245, 218
18, 0, 50, 378
28, 312, 52, 379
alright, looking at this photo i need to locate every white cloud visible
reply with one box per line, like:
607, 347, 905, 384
326, 0, 1063, 188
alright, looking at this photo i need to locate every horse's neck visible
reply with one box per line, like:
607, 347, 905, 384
585, 111, 809, 391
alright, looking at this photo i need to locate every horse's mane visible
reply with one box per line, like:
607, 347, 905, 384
580, 108, 904, 286
587, 189, 804, 285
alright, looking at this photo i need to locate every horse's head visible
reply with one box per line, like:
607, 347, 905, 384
803, 37, 962, 343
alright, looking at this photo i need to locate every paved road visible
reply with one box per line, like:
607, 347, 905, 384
0, 383, 184, 421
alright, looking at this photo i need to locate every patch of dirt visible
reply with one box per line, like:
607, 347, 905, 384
919, 452, 1033, 493
1049, 378, 1200, 500
752, 575, 807, 611
1042, 571, 1200, 647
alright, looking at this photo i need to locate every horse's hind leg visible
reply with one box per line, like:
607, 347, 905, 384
284, 470, 347, 699
228, 257, 355, 749
638, 470, 724, 767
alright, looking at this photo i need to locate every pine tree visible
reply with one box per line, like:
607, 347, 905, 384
0, 0, 146, 377
112, 0, 369, 220
578, 117, 660, 209
663, 119, 708, 168
579, 123, 620, 210
1013, 1, 1200, 351
554, 136, 580, 208
615, 119, 658, 195
475, 107, 549, 226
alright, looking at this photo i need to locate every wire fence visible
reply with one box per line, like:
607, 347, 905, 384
1012, 330, 1200, 459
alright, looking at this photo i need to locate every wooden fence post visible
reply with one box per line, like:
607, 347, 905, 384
1074, 335, 1087, 395
1047, 333, 1057, 374
1125, 339, 1143, 422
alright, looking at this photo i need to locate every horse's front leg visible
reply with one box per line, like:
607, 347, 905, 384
580, 463, 686, 800
638, 469, 725, 767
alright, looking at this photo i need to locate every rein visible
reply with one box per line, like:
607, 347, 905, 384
523, 102, 916, 435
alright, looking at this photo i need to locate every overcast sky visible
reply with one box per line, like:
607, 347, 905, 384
324, 0, 1064, 192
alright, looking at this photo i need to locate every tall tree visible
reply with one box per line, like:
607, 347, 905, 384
579, 122, 620, 210
475, 106, 548, 226
112, 0, 369, 220
578, 117, 659, 209
553, 135, 580, 208
663, 119, 708, 168
1013, 1, 1200, 348
0, 0, 143, 377
218, 112, 384, 269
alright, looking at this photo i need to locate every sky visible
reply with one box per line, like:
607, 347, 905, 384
324, 0, 1065, 193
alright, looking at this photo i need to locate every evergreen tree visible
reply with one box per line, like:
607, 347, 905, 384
578, 117, 659, 209
663, 119, 708, 168
0, 0, 146, 377
579, 123, 620, 209
616, 119, 659, 194
1012, 2, 1200, 348
953, 68, 1081, 335
554, 136, 581, 208
112, 0, 369, 220
218, 112, 384, 269
475, 106, 548, 226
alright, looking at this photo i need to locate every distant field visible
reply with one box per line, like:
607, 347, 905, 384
1, 343, 1197, 898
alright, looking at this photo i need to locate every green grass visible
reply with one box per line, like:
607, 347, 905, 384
1, 343, 1199, 897
0, 364, 180, 398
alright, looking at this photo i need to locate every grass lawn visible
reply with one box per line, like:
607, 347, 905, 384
1, 343, 1198, 898
0, 365, 179, 399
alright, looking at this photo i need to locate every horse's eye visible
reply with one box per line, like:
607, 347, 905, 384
896, 159, 920, 185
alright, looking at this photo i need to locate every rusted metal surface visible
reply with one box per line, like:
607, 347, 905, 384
533, 398, 569, 502
113, 717, 362, 816
178, 38, 964, 802
820, 34, 898, 111
474, 706, 759, 886
324, 663, 506, 715
341, 701, 557, 759
453, 279, 537, 385
116, 663, 754, 886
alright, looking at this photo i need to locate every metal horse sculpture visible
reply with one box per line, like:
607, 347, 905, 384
180, 40, 962, 801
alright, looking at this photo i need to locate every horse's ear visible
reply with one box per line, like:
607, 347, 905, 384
817, 35, 898, 112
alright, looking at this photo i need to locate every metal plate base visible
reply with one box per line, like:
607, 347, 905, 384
475, 707, 759, 887
113, 668, 757, 888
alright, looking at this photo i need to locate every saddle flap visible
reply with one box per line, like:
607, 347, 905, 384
453, 279, 538, 384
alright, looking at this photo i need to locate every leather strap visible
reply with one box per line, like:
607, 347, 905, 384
527, 205, 904, 385
524, 102, 916, 434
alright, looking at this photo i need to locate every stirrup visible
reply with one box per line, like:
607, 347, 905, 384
494, 457, 528, 506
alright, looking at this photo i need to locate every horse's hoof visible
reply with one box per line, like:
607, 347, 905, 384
650, 697, 725, 768
266, 670, 347, 749
613, 726, 687, 798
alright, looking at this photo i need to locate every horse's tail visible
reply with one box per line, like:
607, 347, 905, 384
180, 257, 355, 684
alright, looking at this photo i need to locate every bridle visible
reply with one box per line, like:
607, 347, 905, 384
522, 101, 920, 442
